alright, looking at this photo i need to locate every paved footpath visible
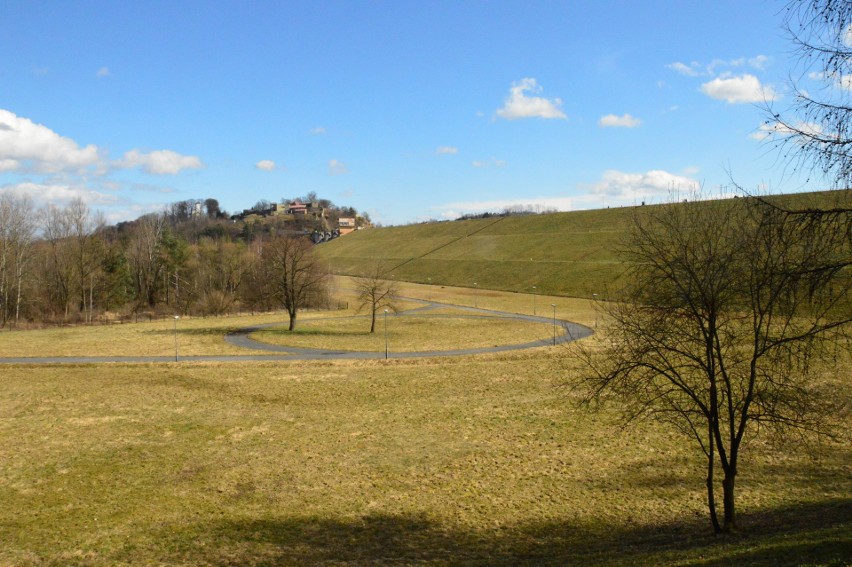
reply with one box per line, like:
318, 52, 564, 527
0, 299, 593, 364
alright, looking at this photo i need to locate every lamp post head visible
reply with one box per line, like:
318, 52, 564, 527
174, 316, 180, 320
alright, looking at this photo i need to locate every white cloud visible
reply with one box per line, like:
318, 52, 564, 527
96, 67, 111, 78
495, 78, 567, 120
436, 146, 458, 155
432, 169, 702, 219
311, 127, 327, 135
667, 61, 702, 76
750, 120, 823, 141
255, 159, 277, 171
0, 108, 102, 173
700, 74, 777, 104
598, 113, 642, 128
328, 159, 349, 175
808, 69, 852, 90
844, 24, 852, 47
118, 149, 203, 174
1, 181, 120, 207
434, 196, 576, 219
581, 169, 700, 201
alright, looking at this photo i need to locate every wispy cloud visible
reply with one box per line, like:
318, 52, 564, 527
1, 181, 120, 207
433, 169, 701, 220
328, 158, 349, 175
471, 157, 506, 168
667, 56, 772, 77
118, 149, 204, 175
96, 66, 111, 78
255, 159, 277, 171
667, 61, 702, 77
750, 120, 823, 141
495, 78, 566, 120
598, 113, 642, 128
436, 146, 458, 155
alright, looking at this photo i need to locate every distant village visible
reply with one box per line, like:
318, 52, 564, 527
228, 195, 371, 244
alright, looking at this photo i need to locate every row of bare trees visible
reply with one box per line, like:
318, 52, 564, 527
0, 195, 329, 329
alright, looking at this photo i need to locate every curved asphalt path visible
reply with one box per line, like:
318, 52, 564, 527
0, 298, 592, 364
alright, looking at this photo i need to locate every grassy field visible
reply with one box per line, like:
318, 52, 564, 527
0, 284, 849, 565
255, 314, 554, 352
1, 357, 849, 565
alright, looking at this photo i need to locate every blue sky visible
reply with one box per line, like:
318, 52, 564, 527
0, 0, 825, 225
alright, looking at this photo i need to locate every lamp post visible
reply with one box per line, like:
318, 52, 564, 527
551, 304, 557, 346
592, 293, 598, 329
384, 309, 389, 359
473, 282, 478, 308
173, 316, 180, 361
427, 277, 431, 301
532, 285, 537, 315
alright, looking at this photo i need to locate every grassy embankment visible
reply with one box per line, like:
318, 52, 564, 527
317, 190, 849, 298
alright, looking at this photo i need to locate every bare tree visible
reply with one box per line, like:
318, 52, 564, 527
188, 238, 248, 315
260, 234, 328, 330
126, 212, 167, 311
0, 193, 35, 328
764, 0, 852, 189
40, 204, 76, 320
353, 262, 399, 333
66, 198, 105, 323
575, 196, 850, 533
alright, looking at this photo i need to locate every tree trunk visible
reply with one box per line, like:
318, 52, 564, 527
722, 470, 736, 532
706, 431, 722, 533
288, 310, 297, 331
370, 307, 376, 333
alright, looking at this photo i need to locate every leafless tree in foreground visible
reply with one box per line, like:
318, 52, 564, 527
261, 234, 328, 331
574, 196, 850, 533
353, 262, 399, 333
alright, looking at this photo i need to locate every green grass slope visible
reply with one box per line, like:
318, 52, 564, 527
318, 190, 849, 297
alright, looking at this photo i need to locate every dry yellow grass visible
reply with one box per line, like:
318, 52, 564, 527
254, 314, 553, 352
1, 353, 848, 565
0, 282, 847, 564
0, 282, 592, 358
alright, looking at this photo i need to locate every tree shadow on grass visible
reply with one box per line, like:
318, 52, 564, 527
151, 499, 850, 566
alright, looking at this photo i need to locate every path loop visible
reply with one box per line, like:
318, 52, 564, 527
0, 298, 592, 364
